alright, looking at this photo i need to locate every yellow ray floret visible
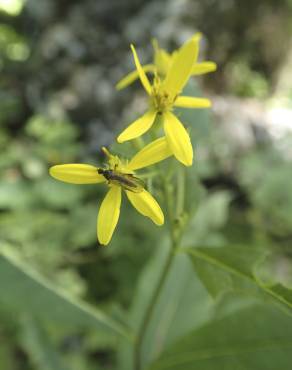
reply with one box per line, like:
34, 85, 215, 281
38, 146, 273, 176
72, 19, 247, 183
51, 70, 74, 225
162, 36, 199, 99
49, 164, 105, 184
126, 189, 164, 226
163, 111, 193, 167
174, 96, 211, 108
192, 61, 217, 75
97, 186, 121, 245
49, 140, 172, 245
130, 44, 152, 95
117, 110, 157, 143
116, 64, 156, 90
127, 136, 172, 171
116, 32, 217, 90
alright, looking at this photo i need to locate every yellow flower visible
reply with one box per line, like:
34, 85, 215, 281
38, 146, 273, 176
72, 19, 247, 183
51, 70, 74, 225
49, 138, 171, 245
117, 36, 213, 166
116, 33, 217, 90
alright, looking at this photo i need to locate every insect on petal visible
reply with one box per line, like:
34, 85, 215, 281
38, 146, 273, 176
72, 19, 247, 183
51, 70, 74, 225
126, 189, 164, 225
117, 110, 157, 143
163, 111, 193, 167
97, 186, 122, 245
49, 164, 105, 184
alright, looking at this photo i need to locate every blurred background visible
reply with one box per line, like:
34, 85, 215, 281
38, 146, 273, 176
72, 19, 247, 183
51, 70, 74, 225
1, 0, 292, 369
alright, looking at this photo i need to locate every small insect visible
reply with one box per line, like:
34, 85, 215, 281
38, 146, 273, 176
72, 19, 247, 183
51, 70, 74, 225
97, 168, 145, 193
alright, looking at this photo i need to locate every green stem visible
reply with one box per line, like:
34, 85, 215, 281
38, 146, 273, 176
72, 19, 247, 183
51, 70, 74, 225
175, 166, 185, 220
132, 137, 145, 152
134, 240, 178, 370
134, 169, 186, 370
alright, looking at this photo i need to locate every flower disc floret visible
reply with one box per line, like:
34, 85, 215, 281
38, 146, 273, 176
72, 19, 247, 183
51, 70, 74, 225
101, 147, 131, 174
150, 79, 175, 113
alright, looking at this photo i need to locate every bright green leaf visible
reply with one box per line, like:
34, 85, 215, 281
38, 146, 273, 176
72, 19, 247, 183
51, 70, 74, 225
184, 245, 292, 309
148, 303, 292, 370
0, 247, 132, 340
118, 243, 213, 370
20, 316, 68, 370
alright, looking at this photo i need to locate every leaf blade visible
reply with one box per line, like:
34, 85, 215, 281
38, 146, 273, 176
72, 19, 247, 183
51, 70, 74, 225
0, 248, 132, 340
148, 303, 292, 370
184, 245, 292, 309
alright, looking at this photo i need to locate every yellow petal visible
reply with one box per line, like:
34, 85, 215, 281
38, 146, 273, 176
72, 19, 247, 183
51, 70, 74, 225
126, 189, 164, 225
117, 110, 157, 143
155, 49, 171, 76
49, 164, 105, 184
97, 186, 121, 245
127, 136, 172, 171
163, 111, 193, 166
191, 32, 202, 43
152, 39, 172, 76
131, 44, 152, 95
116, 64, 156, 90
174, 96, 211, 108
162, 37, 199, 98
192, 61, 217, 75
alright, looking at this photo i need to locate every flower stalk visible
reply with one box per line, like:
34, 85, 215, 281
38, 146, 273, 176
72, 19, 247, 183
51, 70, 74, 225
134, 243, 176, 370
134, 163, 187, 370
48, 33, 215, 369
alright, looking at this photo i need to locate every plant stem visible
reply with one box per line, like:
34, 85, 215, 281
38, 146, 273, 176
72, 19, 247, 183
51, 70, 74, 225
134, 241, 177, 370
134, 166, 186, 370
176, 165, 185, 220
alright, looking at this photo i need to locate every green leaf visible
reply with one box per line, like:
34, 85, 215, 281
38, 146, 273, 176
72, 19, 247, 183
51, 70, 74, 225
0, 246, 131, 340
118, 243, 213, 370
20, 316, 68, 370
191, 256, 236, 298
238, 150, 292, 236
148, 303, 292, 370
182, 191, 232, 246
0, 180, 35, 209
0, 339, 15, 370
184, 245, 292, 309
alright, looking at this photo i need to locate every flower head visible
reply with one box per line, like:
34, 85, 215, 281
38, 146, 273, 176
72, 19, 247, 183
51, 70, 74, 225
116, 33, 217, 90
117, 36, 214, 166
49, 138, 172, 245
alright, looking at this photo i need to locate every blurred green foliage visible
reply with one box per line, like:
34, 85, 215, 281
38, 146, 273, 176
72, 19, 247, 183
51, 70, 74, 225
1, 0, 292, 369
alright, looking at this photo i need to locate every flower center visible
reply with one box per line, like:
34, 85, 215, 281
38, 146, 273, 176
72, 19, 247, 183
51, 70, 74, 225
101, 147, 132, 174
150, 77, 175, 114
